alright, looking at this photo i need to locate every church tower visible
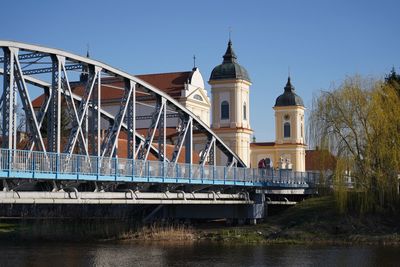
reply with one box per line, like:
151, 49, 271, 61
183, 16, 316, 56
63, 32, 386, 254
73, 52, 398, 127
209, 39, 253, 166
273, 77, 306, 171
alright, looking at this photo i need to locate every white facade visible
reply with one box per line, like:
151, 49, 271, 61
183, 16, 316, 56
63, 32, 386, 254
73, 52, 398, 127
209, 78, 253, 167
179, 68, 211, 126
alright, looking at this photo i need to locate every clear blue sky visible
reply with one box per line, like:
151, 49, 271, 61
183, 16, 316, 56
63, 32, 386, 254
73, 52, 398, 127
1, 0, 399, 142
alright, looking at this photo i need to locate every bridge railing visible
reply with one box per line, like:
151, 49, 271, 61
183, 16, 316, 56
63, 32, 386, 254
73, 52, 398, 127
0, 149, 320, 186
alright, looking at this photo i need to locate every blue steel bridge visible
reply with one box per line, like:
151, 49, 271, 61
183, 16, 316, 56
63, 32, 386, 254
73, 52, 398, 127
0, 149, 317, 187
0, 41, 319, 222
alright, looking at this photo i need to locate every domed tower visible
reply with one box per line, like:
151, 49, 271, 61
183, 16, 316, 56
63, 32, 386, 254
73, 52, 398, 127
209, 39, 253, 166
273, 77, 306, 171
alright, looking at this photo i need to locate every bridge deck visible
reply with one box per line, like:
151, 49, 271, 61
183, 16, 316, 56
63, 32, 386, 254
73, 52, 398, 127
0, 149, 318, 189
0, 191, 252, 205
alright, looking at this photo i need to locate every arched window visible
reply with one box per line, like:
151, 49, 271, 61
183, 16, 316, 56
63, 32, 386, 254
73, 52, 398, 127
193, 94, 203, 101
243, 102, 247, 120
301, 123, 304, 138
221, 101, 229, 120
284, 122, 291, 138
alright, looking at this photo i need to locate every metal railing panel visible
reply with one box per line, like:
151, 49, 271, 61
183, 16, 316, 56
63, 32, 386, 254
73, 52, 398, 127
0, 148, 321, 186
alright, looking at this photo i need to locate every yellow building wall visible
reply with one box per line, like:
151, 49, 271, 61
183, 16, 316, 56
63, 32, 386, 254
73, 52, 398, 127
213, 129, 252, 166
210, 78, 253, 167
274, 106, 305, 145
250, 144, 306, 172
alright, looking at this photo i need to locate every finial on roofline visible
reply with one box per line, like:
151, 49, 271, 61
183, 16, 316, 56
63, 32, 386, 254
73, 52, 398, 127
86, 43, 90, 58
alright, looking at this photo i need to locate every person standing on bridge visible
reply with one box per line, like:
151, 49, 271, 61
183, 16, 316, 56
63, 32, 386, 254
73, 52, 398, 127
258, 159, 266, 177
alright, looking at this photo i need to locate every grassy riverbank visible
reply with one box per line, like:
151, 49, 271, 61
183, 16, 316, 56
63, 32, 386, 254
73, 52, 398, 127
115, 196, 400, 245
0, 196, 399, 245
195, 196, 400, 245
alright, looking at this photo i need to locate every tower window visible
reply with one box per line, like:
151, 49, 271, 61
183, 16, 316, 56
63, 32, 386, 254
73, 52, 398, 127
243, 102, 247, 120
284, 122, 291, 138
221, 101, 229, 120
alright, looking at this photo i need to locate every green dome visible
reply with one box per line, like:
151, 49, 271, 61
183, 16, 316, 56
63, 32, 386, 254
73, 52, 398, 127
275, 77, 304, 107
209, 40, 251, 82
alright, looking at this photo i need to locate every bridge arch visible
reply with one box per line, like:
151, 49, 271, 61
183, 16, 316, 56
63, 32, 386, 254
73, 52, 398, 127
0, 41, 245, 167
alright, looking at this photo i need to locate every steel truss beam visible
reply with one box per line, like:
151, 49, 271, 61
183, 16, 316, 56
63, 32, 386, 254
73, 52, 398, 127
171, 116, 193, 163
135, 140, 144, 159
0, 69, 164, 161
47, 55, 62, 153
21, 64, 82, 75
61, 85, 164, 161
0, 41, 247, 168
1, 48, 15, 150
56, 61, 92, 161
227, 158, 238, 168
10, 48, 47, 153
26, 86, 51, 151
0, 52, 47, 63
64, 66, 101, 156
135, 113, 179, 120
127, 80, 136, 159
137, 97, 166, 162
158, 98, 166, 162
100, 79, 135, 159
199, 136, 216, 166
185, 118, 193, 164
90, 67, 101, 157
60, 64, 90, 159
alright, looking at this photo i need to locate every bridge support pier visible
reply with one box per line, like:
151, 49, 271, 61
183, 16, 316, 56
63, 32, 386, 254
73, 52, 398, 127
247, 192, 266, 224
145, 192, 266, 224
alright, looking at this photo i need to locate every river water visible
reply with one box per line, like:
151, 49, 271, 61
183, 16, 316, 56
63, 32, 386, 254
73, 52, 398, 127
1, 241, 399, 267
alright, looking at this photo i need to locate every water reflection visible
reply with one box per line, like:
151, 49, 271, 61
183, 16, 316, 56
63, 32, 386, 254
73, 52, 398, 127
0, 241, 399, 267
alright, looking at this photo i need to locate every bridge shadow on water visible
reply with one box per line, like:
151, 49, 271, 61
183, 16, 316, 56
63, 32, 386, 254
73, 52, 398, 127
0, 234, 399, 267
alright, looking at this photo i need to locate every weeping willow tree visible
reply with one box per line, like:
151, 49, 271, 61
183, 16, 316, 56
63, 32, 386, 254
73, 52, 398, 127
309, 74, 400, 213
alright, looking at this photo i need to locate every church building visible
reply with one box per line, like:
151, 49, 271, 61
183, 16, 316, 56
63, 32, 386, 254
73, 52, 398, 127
250, 77, 306, 172
31, 39, 307, 171
209, 39, 253, 166
208, 39, 306, 171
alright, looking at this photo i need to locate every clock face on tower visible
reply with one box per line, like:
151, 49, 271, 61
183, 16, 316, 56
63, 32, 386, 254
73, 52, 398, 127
284, 114, 290, 120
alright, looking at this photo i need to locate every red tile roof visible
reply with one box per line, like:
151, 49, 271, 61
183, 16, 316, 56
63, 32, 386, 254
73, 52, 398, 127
15, 137, 199, 164
305, 149, 337, 171
32, 71, 192, 108
136, 71, 192, 98
32, 94, 46, 108
135, 127, 179, 140
116, 138, 200, 163
31, 80, 126, 108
